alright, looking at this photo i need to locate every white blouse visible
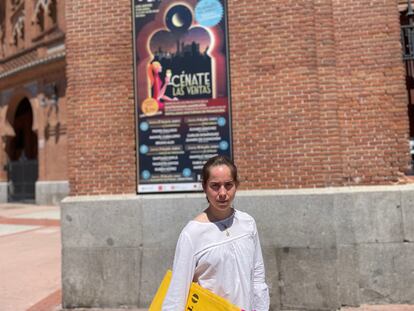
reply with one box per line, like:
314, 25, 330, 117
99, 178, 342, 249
162, 209, 270, 311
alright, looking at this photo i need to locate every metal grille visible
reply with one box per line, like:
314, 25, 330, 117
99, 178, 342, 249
7, 159, 38, 202
401, 24, 414, 60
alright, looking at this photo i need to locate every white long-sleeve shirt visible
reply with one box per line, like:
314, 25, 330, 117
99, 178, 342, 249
162, 209, 270, 311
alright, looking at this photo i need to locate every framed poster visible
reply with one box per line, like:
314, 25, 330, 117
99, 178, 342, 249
133, 0, 232, 193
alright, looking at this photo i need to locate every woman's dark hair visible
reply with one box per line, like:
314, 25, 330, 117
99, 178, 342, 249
201, 155, 239, 189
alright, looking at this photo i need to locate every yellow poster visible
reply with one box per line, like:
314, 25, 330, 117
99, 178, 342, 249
149, 270, 241, 311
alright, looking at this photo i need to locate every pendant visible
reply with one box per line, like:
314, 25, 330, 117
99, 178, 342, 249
226, 229, 230, 236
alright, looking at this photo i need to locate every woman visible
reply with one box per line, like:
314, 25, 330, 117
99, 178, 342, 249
147, 61, 177, 109
162, 155, 269, 311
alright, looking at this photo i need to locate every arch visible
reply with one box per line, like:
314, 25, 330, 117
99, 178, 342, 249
11, 14, 24, 47
5, 96, 39, 202
32, 0, 57, 31
34, 3, 45, 32
0, 24, 5, 58
4, 89, 41, 135
48, 0, 57, 24
33, 0, 48, 18
6, 97, 38, 161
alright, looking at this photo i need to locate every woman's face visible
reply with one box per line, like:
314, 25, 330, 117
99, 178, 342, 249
153, 63, 162, 73
204, 165, 237, 214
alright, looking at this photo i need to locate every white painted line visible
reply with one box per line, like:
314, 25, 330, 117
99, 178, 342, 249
13, 211, 60, 220
0, 224, 40, 236
33, 228, 60, 234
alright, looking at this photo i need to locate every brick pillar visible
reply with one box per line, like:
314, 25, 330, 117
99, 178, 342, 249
333, 0, 410, 184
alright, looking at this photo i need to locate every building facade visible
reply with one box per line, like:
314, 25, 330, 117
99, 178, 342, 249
0, 0, 68, 204
0, 0, 408, 310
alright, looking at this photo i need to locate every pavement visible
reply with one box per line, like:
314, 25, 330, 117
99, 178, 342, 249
1, 202, 414, 311
0, 203, 61, 311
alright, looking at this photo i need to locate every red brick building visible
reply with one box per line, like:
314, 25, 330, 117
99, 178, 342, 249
0, 0, 68, 203
3, 0, 414, 309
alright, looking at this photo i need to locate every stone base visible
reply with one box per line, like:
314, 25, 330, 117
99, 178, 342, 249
36, 180, 69, 205
0, 182, 7, 203
61, 185, 414, 310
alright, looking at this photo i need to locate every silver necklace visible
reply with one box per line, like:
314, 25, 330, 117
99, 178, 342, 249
223, 224, 230, 236
213, 211, 234, 236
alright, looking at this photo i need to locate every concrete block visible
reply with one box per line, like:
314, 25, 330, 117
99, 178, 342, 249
61, 198, 143, 248
60, 186, 414, 310
261, 246, 281, 310
401, 189, 414, 242
334, 191, 403, 244
275, 247, 339, 310
62, 247, 141, 308
141, 194, 205, 248
139, 247, 176, 306
36, 180, 69, 205
235, 193, 336, 248
393, 243, 414, 303
337, 246, 360, 306
357, 243, 414, 304
0, 182, 7, 203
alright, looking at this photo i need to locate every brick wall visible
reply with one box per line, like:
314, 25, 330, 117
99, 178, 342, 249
228, 0, 410, 189
65, 0, 136, 195
66, 0, 410, 195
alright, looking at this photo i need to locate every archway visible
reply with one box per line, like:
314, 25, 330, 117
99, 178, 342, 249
5, 98, 38, 202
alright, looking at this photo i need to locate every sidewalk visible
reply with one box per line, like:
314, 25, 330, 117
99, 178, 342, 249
0, 203, 61, 311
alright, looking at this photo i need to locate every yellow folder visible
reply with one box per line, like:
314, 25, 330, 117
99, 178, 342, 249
149, 270, 241, 311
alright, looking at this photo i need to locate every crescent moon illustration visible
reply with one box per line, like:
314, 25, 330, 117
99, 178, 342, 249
172, 13, 184, 27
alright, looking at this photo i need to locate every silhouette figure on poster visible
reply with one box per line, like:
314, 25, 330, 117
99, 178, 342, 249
149, 4, 213, 101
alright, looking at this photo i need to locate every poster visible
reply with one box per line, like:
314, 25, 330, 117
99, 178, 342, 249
133, 0, 232, 193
